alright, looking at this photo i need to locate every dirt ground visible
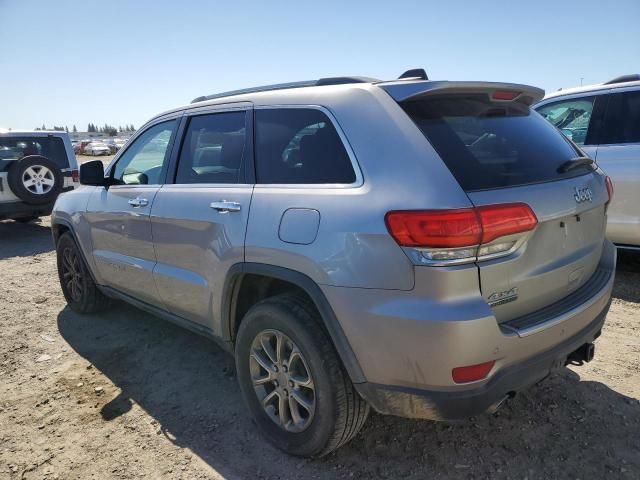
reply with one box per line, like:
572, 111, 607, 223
0, 217, 638, 480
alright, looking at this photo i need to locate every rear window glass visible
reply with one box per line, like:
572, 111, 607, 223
0, 136, 68, 172
402, 94, 590, 191
255, 108, 356, 184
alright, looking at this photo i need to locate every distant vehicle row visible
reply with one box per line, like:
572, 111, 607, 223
71, 138, 127, 155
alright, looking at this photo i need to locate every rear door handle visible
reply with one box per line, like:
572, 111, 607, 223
128, 197, 149, 207
210, 201, 241, 213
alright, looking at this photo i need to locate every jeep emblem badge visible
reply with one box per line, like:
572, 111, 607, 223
574, 186, 593, 203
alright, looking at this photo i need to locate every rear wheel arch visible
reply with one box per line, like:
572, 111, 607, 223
223, 263, 366, 384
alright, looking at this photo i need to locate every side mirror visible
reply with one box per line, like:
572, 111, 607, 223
80, 160, 107, 186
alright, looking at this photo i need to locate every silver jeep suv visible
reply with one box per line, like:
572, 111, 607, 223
52, 70, 616, 457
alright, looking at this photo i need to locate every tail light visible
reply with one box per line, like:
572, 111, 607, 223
452, 360, 496, 383
605, 176, 613, 206
71, 169, 79, 183
385, 203, 537, 264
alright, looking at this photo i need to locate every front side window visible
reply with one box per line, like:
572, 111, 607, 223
175, 111, 246, 184
112, 120, 176, 185
599, 91, 640, 145
255, 108, 355, 184
536, 97, 596, 146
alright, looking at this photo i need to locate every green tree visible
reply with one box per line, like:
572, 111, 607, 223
72, 125, 77, 133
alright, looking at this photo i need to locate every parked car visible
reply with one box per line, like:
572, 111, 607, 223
0, 131, 78, 221
52, 70, 616, 457
84, 142, 111, 156
535, 74, 640, 248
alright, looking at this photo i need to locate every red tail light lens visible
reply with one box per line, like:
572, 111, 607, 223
71, 169, 79, 183
385, 209, 481, 248
385, 203, 537, 248
452, 360, 496, 383
476, 203, 538, 244
605, 176, 614, 205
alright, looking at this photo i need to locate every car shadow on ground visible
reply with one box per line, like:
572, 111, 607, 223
614, 249, 640, 303
57, 302, 640, 479
0, 219, 53, 259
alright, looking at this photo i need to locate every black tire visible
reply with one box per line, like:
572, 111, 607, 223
235, 293, 369, 457
7, 155, 63, 205
56, 232, 111, 314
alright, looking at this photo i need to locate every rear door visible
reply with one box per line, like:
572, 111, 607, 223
396, 86, 609, 323
589, 88, 640, 246
150, 104, 253, 335
86, 118, 178, 307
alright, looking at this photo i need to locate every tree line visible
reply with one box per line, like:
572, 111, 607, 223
34, 124, 136, 136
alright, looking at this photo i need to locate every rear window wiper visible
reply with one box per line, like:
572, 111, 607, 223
557, 156, 594, 173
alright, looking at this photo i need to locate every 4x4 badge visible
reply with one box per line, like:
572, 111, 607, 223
574, 186, 593, 203
488, 287, 519, 307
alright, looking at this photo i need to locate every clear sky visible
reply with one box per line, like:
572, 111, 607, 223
1, 0, 638, 131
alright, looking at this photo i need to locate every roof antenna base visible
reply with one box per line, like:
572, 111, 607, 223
398, 68, 428, 80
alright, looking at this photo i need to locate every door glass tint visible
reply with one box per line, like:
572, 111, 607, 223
112, 120, 176, 185
402, 94, 590, 191
0, 136, 67, 172
600, 91, 640, 145
536, 96, 595, 145
175, 111, 246, 184
255, 108, 355, 184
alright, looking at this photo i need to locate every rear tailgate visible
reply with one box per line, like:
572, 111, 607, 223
385, 81, 610, 322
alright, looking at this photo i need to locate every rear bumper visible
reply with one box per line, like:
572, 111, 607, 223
0, 187, 74, 220
0, 200, 54, 220
323, 240, 616, 420
355, 301, 609, 420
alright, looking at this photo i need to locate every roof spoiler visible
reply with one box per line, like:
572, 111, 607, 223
380, 80, 545, 106
603, 74, 640, 85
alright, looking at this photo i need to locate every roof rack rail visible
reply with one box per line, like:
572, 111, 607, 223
191, 76, 379, 104
603, 74, 640, 85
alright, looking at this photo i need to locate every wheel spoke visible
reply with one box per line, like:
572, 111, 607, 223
252, 374, 272, 386
41, 177, 54, 186
288, 395, 304, 426
24, 167, 37, 178
35, 183, 43, 194
289, 350, 313, 388
262, 389, 278, 408
291, 390, 313, 413
278, 392, 289, 426
260, 334, 278, 365
251, 349, 276, 374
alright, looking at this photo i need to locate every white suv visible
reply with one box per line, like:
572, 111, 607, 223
535, 74, 640, 248
0, 131, 78, 222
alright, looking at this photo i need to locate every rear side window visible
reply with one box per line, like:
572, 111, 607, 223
600, 91, 640, 145
536, 96, 596, 146
0, 136, 68, 172
402, 94, 588, 191
255, 108, 355, 184
176, 111, 247, 184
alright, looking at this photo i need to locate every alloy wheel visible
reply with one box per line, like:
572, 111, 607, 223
61, 246, 83, 302
249, 329, 316, 433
